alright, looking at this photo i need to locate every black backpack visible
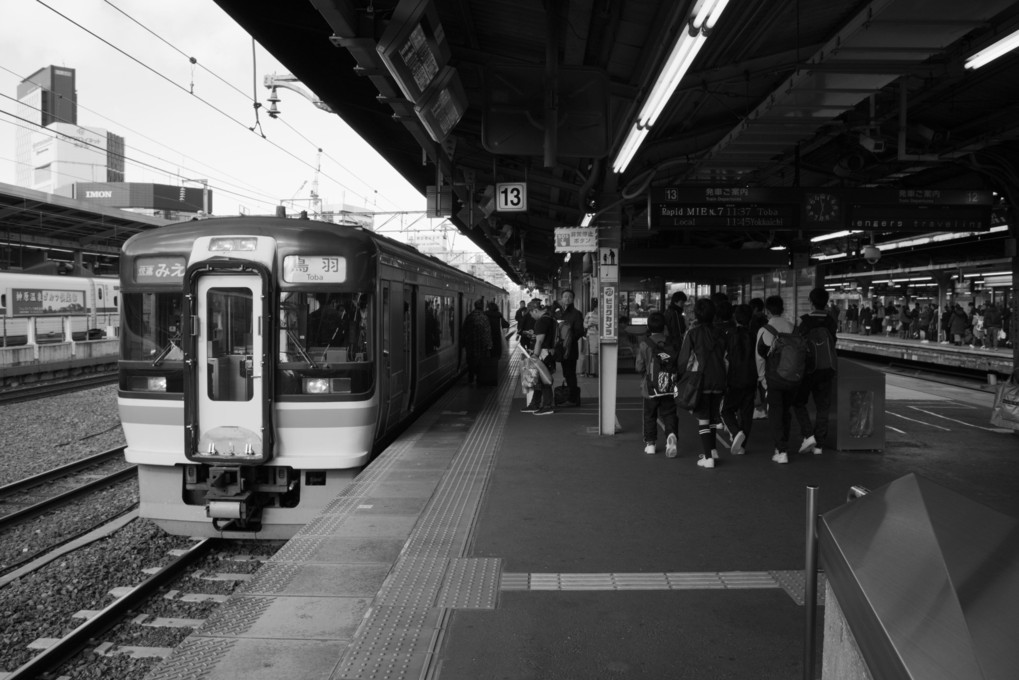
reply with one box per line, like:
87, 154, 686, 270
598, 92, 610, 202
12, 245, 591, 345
762, 323, 808, 390
643, 337, 679, 397
726, 326, 757, 389
801, 321, 837, 373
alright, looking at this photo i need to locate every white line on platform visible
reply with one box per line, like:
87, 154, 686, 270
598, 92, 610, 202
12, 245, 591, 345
886, 410, 951, 431
906, 405, 1004, 433
885, 425, 906, 434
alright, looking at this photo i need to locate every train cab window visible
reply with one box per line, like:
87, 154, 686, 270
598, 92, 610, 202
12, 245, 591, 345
122, 292, 184, 362
276, 290, 374, 398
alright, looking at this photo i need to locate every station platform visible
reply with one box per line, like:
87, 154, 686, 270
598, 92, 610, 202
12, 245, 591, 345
145, 344, 1019, 680
835, 332, 1014, 378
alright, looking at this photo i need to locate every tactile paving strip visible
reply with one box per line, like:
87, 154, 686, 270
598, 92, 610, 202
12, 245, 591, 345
436, 558, 502, 609
144, 637, 236, 680
197, 595, 273, 637
771, 570, 827, 606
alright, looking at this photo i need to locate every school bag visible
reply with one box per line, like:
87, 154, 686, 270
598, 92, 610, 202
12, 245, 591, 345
763, 323, 807, 390
642, 337, 679, 397
801, 321, 837, 373
726, 326, 757, 389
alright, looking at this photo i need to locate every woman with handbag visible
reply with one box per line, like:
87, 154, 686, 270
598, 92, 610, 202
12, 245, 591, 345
675, 298, 727, 469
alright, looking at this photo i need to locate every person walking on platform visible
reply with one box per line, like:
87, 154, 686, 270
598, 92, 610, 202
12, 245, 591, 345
584, 298, 600, 376
846, 303, 858, 334
664, 291, 688, 346
949, 303, 968, 346
756, 296, 797, 464
919, 303, 933, 343
793, 288, 838, 456
558, 290, 586, 406
985, 302, 1003, 350
461, 299, 492, 385
720, 304, 758, 455
860, 303, 873, 336
636, 312, 679, 456
748, 297, 768, 419
676, 298, 727, 469
513, 300, 528, 340
521, 300, 557, 415
486, 302, 509, 358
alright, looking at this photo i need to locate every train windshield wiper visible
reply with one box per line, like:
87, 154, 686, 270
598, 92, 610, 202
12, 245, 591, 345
151, 338, 183, 366
286, 329, 318, 369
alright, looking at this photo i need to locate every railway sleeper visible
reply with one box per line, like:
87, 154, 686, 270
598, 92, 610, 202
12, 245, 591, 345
184, 464, 299, 532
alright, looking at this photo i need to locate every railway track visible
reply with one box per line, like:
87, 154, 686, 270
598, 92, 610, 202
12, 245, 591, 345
5, 536, 220, 680
0, 372, 118, 404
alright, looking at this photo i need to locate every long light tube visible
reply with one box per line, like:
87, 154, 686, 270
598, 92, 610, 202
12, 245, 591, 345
638, 30, 707, 127
613, 0, 730, 173
965, 27, 1019, 69
612, 124, 649, 173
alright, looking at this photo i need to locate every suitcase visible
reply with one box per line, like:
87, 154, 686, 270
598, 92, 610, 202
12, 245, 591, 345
477, 356, 498, 386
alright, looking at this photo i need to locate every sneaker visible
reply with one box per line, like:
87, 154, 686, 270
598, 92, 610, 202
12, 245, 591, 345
812, 446, 823, 455
644, 442, 656, 455
520, 405, 539, 413
731, 431, 746, 455
697, 455, 715, 469
798, 435, 817, 455
665, 434, 677, 458
534, 407, 555, 416
753, 408, 768, 420
711, 449, 719, 459
772, 451, 788, 464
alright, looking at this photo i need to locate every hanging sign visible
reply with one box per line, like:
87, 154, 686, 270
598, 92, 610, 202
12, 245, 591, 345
601, 284, 617, 341
554, 227, 598, 252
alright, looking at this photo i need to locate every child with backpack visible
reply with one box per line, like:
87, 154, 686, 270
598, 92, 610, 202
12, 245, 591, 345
792, 288, 838, 455
720, 304, 758, 455
756, 295, 800, 464
635, 312, 679, 457
675, 298, 728, 469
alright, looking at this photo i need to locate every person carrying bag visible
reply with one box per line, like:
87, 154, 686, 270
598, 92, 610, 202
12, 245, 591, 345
990, 369, 1019, 431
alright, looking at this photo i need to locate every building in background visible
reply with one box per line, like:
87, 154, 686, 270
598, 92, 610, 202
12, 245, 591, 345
14, 66, 125, 197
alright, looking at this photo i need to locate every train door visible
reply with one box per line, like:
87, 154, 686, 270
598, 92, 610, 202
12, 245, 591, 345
380, 281, 411, 432
402, 284, 416, 414
186, 273, 272, 462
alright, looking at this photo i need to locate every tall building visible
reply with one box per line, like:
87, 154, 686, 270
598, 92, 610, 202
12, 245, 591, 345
14, 66, 125, 196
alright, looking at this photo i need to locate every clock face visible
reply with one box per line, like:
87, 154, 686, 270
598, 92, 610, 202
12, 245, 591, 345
806, 193, 839, 222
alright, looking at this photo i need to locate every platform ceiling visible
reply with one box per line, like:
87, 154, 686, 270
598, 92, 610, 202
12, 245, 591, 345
209, 0, 1019, 286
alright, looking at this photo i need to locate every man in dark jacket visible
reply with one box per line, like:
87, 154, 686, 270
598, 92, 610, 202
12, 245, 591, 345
793, 287, 838, 455
984, 302, 1003, 350
559, 290, 586, 405
664, 291, 688, 345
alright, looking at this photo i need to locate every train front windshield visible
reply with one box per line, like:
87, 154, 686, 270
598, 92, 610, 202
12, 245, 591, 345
277, 290, 374, 397
122, 292, 183, 362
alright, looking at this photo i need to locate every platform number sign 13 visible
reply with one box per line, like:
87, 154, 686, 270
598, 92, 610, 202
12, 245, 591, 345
496, 182, 527, 212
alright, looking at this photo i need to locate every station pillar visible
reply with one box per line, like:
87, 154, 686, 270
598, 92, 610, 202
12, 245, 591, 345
594, 202, 622, 436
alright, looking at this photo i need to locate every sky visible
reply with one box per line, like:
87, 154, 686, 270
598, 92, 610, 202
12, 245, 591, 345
0, 0, 429, 217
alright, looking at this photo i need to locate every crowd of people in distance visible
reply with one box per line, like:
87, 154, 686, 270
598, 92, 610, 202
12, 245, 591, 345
635, 288, 837, 469
833, 299, 1012, 349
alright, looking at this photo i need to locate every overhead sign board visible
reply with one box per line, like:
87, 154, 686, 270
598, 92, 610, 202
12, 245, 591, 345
554, 227, 598, 252
496, 182, 527, 212
649, 187, 993, 232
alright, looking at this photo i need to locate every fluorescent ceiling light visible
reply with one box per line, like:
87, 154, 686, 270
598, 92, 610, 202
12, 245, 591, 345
965, 27, 1019, 69
811, 229, 861, 243
612, 125, 649, 173
814, 252, 847, 260
769, 245, 787, 251
612, 0, 729, 173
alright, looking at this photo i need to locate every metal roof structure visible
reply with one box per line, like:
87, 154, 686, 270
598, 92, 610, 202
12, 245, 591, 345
212, 0, 1019, 285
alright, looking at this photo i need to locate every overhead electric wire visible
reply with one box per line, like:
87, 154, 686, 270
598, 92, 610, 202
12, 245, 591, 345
34, 0, 388, 210
92, 0, 410, 210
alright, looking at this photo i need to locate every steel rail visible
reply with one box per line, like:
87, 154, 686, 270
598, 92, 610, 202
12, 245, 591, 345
0, 447, 126, 496
7, 537, 219, 680
0, 465, 137, 531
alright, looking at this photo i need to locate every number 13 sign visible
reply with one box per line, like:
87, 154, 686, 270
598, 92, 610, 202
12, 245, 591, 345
496, 182, 527, 212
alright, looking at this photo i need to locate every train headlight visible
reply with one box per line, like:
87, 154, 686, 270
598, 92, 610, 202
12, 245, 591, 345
129, 376, 167, 392
303, 378, 331, 394
209, 237, 257, 252
302, 377, 352, 394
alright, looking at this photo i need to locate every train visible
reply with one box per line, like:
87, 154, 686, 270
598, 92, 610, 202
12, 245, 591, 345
117, 215, 508, 538
0, 271, 119, 346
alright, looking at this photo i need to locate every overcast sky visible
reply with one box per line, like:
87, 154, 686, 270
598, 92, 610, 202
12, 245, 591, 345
0, 0, 427, 217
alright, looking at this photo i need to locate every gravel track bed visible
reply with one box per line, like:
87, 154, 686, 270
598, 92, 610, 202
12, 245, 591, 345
0, 384, 125, 485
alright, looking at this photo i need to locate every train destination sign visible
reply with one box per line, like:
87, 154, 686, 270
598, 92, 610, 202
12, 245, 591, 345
649, 187, 993, 232
649, 187, 801, 230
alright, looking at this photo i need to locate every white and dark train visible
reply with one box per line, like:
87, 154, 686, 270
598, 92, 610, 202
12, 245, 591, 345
0, 271, 118, 346
118, 216, 507, 538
